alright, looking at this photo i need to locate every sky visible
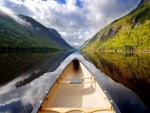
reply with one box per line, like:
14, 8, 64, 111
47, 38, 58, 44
0, 0, 140, 48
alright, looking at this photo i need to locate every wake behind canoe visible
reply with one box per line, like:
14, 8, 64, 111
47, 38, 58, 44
37, 59, 116, 113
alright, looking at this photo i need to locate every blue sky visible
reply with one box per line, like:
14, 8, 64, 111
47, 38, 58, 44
56, 0, 83, 7
0, 0, 140, 48
56, 0, 66, 4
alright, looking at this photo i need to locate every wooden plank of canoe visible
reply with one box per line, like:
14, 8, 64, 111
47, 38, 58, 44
41, 107, 113, 113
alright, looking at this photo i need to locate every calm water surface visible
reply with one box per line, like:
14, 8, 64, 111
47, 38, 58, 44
0, 52, 150, 113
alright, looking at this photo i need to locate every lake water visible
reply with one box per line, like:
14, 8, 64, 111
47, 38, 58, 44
0, 52, 149, 113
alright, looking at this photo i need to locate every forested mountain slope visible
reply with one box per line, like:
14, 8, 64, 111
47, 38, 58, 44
0, 12, 73, 51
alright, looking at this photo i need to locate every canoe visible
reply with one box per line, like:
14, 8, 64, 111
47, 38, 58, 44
37, 59, 116, 113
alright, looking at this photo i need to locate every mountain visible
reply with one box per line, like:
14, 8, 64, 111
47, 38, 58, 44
18, 14, 73, 49
48, 28, 72, 49
0, 12, 73, 51
81, 0, 150, 53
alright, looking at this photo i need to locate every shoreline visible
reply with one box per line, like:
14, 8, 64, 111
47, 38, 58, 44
81, 49, 150, 54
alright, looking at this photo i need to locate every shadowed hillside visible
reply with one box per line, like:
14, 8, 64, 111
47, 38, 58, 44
0, 12, 73, 51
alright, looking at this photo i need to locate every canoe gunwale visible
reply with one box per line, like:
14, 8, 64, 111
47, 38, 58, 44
31, 58, 75, 113
79, 60, 121, 113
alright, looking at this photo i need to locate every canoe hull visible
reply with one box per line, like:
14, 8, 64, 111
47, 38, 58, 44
38, 59, 115, 113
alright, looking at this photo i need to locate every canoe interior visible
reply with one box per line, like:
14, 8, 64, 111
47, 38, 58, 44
38, 59, 115, 113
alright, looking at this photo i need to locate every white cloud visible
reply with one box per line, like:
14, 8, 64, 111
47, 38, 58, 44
0, 0, 141, 48
0, 5, 29, 25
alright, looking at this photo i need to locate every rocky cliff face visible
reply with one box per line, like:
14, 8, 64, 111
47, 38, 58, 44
99, 26, 121, 41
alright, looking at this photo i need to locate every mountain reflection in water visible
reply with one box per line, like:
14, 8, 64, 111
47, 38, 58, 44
82, 52, 150, 113
0, 51, 72, 113
0, 52, 72, 86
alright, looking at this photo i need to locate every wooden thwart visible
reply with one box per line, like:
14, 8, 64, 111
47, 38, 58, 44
57, 77, 95, 84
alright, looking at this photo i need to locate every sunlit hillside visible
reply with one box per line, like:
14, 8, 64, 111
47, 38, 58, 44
82, 0, 150, 53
